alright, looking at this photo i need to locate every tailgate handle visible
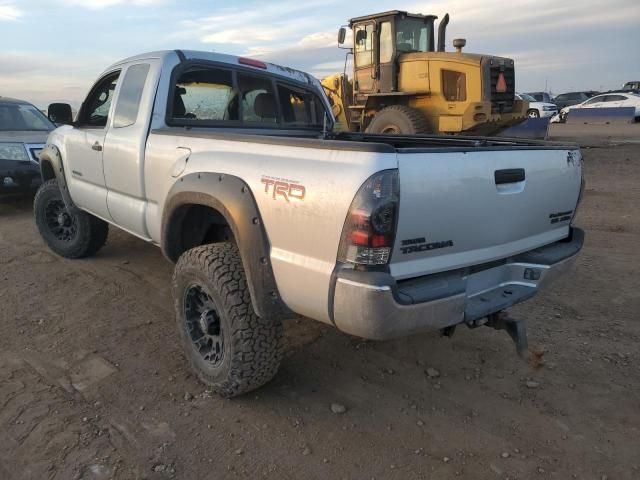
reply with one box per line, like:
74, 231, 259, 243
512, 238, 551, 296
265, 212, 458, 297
495, 168, 525, 184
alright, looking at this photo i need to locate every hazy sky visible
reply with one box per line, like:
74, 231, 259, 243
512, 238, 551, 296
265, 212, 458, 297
1, 0, 639, 108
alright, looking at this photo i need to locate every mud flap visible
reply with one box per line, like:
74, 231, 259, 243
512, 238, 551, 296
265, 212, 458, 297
497, 117, 550, 140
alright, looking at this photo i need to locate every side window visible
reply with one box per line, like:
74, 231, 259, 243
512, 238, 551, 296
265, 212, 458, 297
605, 95, 626, 102
379, 22, 393, 63
555, 94, 566, 101
113, 64, 150, 128
354, 24, 374, 67
171, 67, 236, 122
583, 96, 601, 105
80, 72, 120, 127
277, 84, 323, 127
442, 70, 466, 102
238, 73, 277, 124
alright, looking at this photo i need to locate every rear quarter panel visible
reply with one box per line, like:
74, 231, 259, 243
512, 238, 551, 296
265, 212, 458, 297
143, 133, 397, 323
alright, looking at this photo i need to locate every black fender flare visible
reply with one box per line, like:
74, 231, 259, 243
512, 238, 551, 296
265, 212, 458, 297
38, 144, 79, 214
162, 172, 291, 320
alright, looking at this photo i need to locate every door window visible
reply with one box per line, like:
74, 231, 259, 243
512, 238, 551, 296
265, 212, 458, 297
584, 96, 604, 105
603, 95, 626, 102
354, 24, 374, 67
80, 72, 121, 127
379, 22, 393, 63
113, 64, 150, 128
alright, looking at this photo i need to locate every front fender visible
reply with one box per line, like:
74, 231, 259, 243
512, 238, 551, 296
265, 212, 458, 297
38, 143, 79, 213
162, 172, 291, 319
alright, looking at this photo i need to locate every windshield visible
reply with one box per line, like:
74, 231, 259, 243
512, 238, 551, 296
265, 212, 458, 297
519, 93, 537, 102
0, 103, 55, 131
395, 17, 431, 53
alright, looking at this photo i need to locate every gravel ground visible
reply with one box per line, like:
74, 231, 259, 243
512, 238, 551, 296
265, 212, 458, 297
0, 141, 638, 480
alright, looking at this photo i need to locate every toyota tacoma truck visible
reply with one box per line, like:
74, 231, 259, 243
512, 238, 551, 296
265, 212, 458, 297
35, 50, 584, 397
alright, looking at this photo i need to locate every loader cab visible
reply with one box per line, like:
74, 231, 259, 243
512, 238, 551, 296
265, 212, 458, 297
344, 11, 437, 100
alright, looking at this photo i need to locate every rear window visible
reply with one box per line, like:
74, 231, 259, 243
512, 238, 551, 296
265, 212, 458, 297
168, 63, 326, 129
238, 73, 277, 124
0, 103, 54, 131
172, 67, 237, 121
277, 84, 323, 127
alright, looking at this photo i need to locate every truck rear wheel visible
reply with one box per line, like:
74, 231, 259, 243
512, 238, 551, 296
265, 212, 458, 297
34, 179, 109, 259
366, 105, 430, 135
172, 242, 283, 398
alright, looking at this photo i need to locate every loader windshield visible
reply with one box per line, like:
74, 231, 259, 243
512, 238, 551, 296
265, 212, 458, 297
395, 17, 431, 53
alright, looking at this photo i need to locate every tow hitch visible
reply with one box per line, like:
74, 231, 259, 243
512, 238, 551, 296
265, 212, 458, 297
442, 311, 529, 357
485, 311, 528, 357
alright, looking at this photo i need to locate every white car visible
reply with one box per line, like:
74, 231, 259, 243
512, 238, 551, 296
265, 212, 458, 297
516, 93, 558, 118
559, 92, 640, 122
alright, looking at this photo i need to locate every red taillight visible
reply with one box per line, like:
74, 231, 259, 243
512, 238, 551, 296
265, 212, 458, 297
238, 57, 267, 69
496, 72, 507, 93
337, 170, 399, 266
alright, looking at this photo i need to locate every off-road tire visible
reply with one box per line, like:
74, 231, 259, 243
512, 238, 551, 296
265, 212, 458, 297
366, 105, 430, 135
172, 242, 283, 398
527, 109, 540, 118
34, 179, 109, 259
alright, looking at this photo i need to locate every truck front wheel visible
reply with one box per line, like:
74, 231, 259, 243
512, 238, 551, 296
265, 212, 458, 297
34, 179, 109, 259
172, 242, 283, 398
365, 105, 430, 135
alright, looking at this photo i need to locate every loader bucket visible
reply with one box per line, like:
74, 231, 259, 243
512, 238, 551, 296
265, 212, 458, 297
496, 117, 550, 140
566, 107, 636, 125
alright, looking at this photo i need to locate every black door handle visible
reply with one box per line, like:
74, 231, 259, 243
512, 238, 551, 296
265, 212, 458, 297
92, 142, 102, 152
495, 168, 525, 184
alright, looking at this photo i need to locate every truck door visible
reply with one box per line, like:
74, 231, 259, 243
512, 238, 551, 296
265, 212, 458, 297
64, 70, 121, 221
353, 23, 376, 95
103, 60, 159, 239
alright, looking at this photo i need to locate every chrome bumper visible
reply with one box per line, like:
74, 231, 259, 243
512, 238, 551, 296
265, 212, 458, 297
332, 228, 584, 340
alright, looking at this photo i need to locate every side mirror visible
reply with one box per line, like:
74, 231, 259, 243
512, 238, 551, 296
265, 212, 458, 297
338, 27, 346, 45
48, 103, 73, 125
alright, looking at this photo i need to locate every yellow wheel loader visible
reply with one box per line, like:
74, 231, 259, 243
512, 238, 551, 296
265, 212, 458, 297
322, 11, 542, 137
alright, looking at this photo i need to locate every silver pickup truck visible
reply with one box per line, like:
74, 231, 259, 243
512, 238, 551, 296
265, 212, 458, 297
36, 50, 584, 397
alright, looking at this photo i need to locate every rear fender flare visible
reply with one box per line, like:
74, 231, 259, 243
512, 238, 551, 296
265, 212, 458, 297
162, 172, 291, 319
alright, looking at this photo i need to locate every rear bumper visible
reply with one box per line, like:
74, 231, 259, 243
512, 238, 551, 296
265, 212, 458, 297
332, 227, 584, 340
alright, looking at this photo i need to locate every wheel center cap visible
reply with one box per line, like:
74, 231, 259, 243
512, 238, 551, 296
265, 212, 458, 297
57, 212, 69, 226
199, 310, 213, 335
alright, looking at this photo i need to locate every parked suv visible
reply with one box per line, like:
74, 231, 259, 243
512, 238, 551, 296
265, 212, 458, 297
0, 97, 54, 189
525, 92, 554, 104
553, 91, 599, 110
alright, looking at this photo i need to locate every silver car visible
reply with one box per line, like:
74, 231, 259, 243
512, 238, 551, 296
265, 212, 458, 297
0, 97, 54, 189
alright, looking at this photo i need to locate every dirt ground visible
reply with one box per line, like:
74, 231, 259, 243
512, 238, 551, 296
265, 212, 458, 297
1, 136, 639, 480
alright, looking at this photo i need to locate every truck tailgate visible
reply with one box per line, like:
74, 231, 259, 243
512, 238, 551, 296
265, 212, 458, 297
391, 147, 582, 279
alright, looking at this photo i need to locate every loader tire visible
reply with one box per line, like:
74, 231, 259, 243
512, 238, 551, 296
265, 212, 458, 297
172, 242, 283, 398
34, 179, 108, 259
366, 105, 431, 135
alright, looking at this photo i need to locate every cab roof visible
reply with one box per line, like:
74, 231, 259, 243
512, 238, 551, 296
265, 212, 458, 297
103, 50, 317, 88
349, 10, 437, 26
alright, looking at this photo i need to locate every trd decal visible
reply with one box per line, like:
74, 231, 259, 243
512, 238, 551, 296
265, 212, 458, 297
549, 210, 573, 224
400, 238, 454, 254
261, 175, 306, 202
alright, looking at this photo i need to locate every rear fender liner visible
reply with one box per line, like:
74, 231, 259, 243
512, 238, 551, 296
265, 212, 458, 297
162, 172, 291, 319
38, 144, 79, 213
